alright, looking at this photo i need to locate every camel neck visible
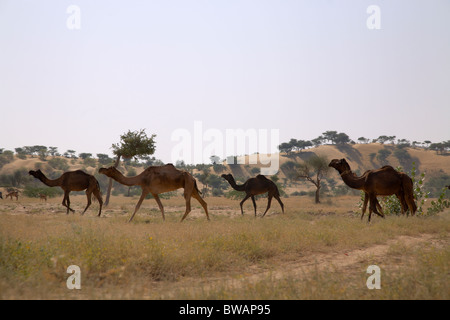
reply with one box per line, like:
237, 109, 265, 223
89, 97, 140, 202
340, 171, 365, 190
39, 174, 62, 187
227, 176, 246, 191
110, 171, 142, 187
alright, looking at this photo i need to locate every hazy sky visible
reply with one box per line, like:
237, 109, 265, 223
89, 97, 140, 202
1, 0, 449, 164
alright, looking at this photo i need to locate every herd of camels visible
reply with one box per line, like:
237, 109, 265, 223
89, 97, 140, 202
0, 159, 422, 222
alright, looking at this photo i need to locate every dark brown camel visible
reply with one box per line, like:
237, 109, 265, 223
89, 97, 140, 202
221, 173, 284, 217
99, 164, 209, 222
328, 159, 417, 222
29, 169, 103, 216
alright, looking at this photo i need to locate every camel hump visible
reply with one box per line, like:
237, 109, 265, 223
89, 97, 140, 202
74, 169, 90, 175
256, 174, 269, 180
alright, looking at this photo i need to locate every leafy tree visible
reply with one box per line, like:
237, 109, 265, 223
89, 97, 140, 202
322, 131, 338, 144
294, 139, 312, 151
97, 153, 113, 165
278, 142, 294, 154
311, 136, 324, 147
66, 150, 77, 158
49, 147, 58, 157
429, 141, 450, 155
335, 132, 350, 145
104, 129, 156, 205
296, 154, 330, 203
358, 137, 369, 144
397, 138, 410, 147
79, 153, 92, 160
375, 135, 389, 144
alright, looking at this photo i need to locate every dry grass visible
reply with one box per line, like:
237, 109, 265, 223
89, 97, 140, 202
0, 195, 448, 299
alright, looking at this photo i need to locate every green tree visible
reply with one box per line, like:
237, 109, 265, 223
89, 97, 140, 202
49, 147, 59, 157
278, 141, 294, 154
79, 153, 92, 160
322, 131, 338, 144
357, 137, 369, 144
97, 153, 113, 165
297, 154, 330, 203
334, 132, 350, 145
104, 129, 156, 206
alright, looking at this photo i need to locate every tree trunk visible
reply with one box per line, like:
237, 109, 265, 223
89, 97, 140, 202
315, 186, 321, 204
104, 155, 121, 206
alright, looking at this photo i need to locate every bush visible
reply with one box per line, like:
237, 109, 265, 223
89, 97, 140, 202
23, 185, 63, 198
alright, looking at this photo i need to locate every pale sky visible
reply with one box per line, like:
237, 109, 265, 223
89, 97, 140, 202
1, 0, 449, 164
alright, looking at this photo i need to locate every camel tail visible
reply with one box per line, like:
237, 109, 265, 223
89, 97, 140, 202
194, 180, 202, 195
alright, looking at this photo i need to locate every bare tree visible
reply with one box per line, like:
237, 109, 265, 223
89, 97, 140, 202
297, 154, 330, 203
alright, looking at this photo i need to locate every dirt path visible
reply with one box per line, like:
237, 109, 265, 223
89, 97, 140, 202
157, 233, 445, 298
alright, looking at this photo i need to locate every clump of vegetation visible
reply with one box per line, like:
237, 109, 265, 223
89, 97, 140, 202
22, 185, 63, 198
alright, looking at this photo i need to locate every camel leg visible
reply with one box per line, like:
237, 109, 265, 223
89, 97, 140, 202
81, 191, 92, 215
368, 195, 376, 222
251, 196, 257, 217
374, 198, 384, 217
191, 190, 209, 221
361, 193, 369, 220
93, 189, 103, 217
274, 194, 285, 214
404, 193, 417, 216
368, 195, 384, 221
262, 195, 273, 217
239, 194, 251, 215
180, 191, 193, 222
395, 193, 407, 216
152, 194, 165, 221
62, 192, 75, 214
128, 190, 149, 222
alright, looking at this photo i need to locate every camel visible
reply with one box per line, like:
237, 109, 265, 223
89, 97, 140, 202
98, 164, 209, 222
221, 173, 284, 217
5, 190, 19, 200
28, 169, 103, 216
328, 158, 417, 222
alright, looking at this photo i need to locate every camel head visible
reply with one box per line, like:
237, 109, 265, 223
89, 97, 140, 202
29, 169, 45, 180
328, 158, 351, 174
99, 167, 120, 177
221, 173, 234, 182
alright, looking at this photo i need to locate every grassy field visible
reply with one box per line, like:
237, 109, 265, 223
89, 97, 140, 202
0, 194, 448, 299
